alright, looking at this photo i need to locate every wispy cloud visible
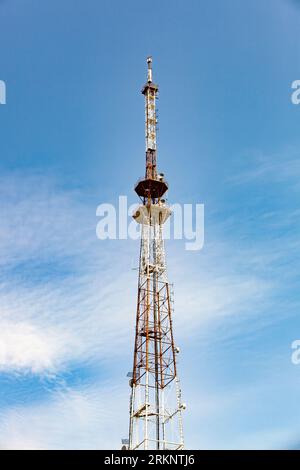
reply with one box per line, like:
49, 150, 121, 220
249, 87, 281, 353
0, 171, 136, 375
0, 165, 298, 449
0, 322, 69, 374
0, 170, 275, 376
228, 148, 300, 191
0, 382, 128, 449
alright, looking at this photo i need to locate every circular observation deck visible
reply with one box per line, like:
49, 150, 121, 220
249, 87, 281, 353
134, 177, 168, 199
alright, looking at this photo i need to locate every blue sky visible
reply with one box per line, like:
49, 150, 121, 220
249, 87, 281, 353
0, 0, 300, 449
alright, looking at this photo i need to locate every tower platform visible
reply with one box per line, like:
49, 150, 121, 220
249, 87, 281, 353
132, 203, 171, 225
134, 177, 168, 199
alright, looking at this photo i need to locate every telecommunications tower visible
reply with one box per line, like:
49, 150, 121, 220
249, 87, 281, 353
127, 57, 185, 450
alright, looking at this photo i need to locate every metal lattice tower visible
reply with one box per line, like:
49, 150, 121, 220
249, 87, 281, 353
127, 57, 185, 450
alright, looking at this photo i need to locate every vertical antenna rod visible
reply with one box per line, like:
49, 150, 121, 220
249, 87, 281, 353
147, 56, 153, 83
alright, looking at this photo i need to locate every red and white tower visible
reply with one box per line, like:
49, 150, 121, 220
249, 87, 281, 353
128, 57, 185, 450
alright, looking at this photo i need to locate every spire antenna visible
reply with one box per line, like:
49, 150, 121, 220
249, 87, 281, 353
135, 57, 167, 199
147, 56, 153, 83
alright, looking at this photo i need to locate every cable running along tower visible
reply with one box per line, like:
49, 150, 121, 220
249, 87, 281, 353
128, 57, 185, 450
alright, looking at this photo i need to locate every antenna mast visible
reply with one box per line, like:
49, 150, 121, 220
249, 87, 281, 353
127, 57, 185, 450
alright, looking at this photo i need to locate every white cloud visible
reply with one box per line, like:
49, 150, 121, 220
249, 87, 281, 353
0, 321, 69, 374
0, 383, 128, 450
0, 171, 137, 374
0, 169, 296, 449
0, 170, 281, 376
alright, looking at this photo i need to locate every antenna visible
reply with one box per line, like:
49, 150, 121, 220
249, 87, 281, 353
126, 57, 185, 450
147, 56, 153, 83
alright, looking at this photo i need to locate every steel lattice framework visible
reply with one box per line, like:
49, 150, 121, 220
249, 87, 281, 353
127, 57, 185, 450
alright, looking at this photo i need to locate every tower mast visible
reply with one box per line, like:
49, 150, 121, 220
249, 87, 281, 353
128, 57, 185, 450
